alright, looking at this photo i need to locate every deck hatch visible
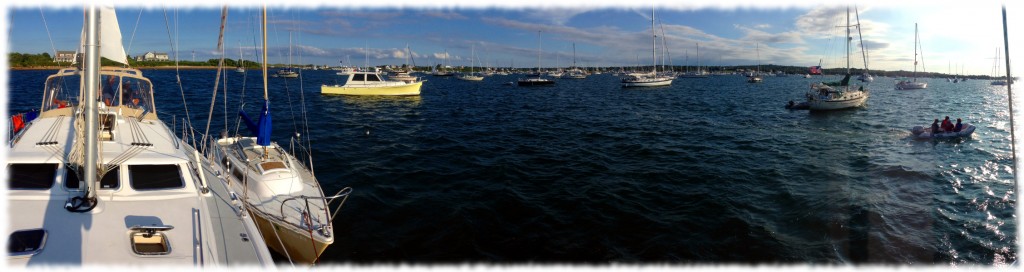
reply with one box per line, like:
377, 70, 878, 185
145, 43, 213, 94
129, 225, 173, 255
8, 229, 47, 257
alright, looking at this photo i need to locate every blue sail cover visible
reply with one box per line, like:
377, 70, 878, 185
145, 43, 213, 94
238, 100, 272, 146
256, 100, 272, 146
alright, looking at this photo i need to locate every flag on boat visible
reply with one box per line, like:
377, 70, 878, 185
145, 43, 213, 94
809, 66, 822, 75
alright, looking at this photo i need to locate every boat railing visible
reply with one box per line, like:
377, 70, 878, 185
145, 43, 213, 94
278, 186, 353, 237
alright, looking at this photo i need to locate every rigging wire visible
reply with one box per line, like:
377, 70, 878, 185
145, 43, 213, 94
125, 9, 143, 60
201, 6, 228, 154
38, 7, 59, 67
161, 7, 194, 146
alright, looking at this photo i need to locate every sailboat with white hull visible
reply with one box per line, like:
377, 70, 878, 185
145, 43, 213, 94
804, 6, 869, 111
212, 7, 351, 264
518, 31, 555, 87
622, 7, 673, 88
457, 45, 484, 81
895, 23, 927, 90
6, 6, 273, 266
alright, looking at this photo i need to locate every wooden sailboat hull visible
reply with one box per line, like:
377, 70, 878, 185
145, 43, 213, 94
321, 81, 422, 96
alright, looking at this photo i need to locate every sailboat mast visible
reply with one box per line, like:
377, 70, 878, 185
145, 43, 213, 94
652, 7, 657, 74
537, 30, 541, 72
288, 31, 293, 69
262, 8, 268, 100
913, 23, 918, 80
83, 5, 100, 198
846, 6, 851, 75
573, 42, 577, 69
855, 6, 869, 74
1000, 5, 1015, 167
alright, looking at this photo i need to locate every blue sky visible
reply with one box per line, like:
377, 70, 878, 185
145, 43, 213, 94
5, 1, 1020, 76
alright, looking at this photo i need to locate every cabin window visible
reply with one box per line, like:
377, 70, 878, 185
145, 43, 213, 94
7, 164, 56, 190
366, 74, 382, 82
64, 166, 81, 189
232, 166, 245, 182
100, 169, 120, 189
129, 165, 184, 190
64, 168, 119, 189
352, 74, 365, 81
8, 229, 47, 256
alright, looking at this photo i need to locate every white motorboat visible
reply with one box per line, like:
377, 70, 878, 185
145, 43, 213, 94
7, 6, 273, 266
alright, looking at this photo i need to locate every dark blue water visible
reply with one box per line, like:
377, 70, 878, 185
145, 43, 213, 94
7, 69, 1017, 265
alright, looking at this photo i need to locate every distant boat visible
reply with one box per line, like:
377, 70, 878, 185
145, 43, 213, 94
895, 23, 927, 90
277, 31, 299, 78
390, 44, 420, 83
236, 41, 246, 73
747, 43, 763, 83
562, 43, 588, 79
432, 49, 455, 77
679, 43, 709, 78
518, 31, 555, 87
804, 7, 869, 111
857, 72, 873, 82
322, 68, 423, 95
457, 45, 485, 81
622, 8, 673, 88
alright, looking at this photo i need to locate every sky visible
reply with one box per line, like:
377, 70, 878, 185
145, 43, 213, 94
4, 0, 1021, 76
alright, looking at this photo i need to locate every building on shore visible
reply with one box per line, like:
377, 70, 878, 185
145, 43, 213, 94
135, 51, 170, 61
54, 51, 77, 63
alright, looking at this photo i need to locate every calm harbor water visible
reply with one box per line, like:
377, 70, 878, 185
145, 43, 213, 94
7, 69, 1017, 264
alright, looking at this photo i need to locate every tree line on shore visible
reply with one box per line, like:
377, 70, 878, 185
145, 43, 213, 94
7, 52, 1008, 80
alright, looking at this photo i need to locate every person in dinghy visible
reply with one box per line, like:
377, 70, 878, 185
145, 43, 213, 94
911, 117, 976, 139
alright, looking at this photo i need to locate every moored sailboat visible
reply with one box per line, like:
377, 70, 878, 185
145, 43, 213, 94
213, 7, 352, 264
622, 7, 673, 88
518, 31, 555, 87
804, 6, 869, 111
895, 23, 927, 90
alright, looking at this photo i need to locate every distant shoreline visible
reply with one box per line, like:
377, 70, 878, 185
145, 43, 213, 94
11, 66, 227, 70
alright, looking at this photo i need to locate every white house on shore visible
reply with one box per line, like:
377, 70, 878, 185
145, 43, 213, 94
135, 51, 170, 61
53, 51, 77, 63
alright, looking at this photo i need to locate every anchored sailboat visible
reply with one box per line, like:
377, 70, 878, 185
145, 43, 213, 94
213, 7, 352, 264
457, 44, 484, 81
804, 6, 870, 110
518, 31, 555, 86
895, 23, 928, 90
622, 7, 673, 87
